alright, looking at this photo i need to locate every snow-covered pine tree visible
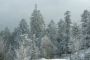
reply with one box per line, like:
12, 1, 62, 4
86, 12, 90, 48
16, 34, 32, 60
57, 19, 66, 56
30, 4, 45, 38
71, 23, 81, 52
0, 27, 14, 60
12, 18, 29, 49
81, 10, 89, 49
9, 19, 29, 60
72, 23, 81, 40
31, 34, 40, 59
64, 11, 71, 54
16, 34, 40, 60
19, 19, 29, 35
0, 36, 4, 60
47, 20, 57, 47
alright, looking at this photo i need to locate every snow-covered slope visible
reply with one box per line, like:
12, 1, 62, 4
38, 58, 69, 60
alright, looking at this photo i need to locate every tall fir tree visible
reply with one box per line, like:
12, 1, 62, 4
14, 18, 29, 48
2, 27, 12, 60
31, 34, 40, 59
85, 11, 90, 48
81, 10, 89, 49
72, 23, 80, 39
15, 34, 40, 60
0, 37, 4, 60
19, 19, 29, 35
0, 27, 16, 60
47, 20, 57, 46
30, 4, 45, 38
57, 19, 66, 55
71, 23, 81, 52
9, 19, 29, 60
64, 11, 71, 54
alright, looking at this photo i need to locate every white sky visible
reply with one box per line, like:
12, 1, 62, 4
0, 0, 90, 31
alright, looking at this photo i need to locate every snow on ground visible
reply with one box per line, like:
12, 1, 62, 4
36, 58, 70, 60
71, 48, 90, 60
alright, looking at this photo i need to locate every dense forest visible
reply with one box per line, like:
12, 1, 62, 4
0, 5, 90, 60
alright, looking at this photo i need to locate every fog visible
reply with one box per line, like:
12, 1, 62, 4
0, 0, 90, 31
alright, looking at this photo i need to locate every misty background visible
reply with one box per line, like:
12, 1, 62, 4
0, 0, 90, 31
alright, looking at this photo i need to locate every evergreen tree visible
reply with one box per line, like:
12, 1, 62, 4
81, 10, 89, 49
64, 11, 71, 54
31, 34, 40, 59
72, 23, 80, 39
57, 19, 66, 55
1, 27, 12, 60
16, 33, 40, 60
19, 19, 29, 35
8, 19, 29, 60
47, 20, 57, 46
2, 27, 11, 43
0, 27, 16, 60
86, 12, 90, 48
30, 4, 45, 38
0, 36, 4, 60
15, 34, 38, 60
71, 23, 81, 52
12, 19, 29, 49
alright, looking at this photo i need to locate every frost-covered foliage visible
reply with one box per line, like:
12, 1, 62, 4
40, 35, 57, 58
30, 34, 40, 59
57, 19, 66, 55
0, 37, 4, 60
71, 48, 90, 60
0, 27, 15, 60
71, 23, 82, 52
64, 11, 71, 54
30, 4, 45, 38
1, 5, 90, 60
46, 20, 57, 55
19, 19, 29, 35
81, 10, 90, 49
15, 34, 31, 60
47, 20, 57, 43
15, 34, 40, 60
